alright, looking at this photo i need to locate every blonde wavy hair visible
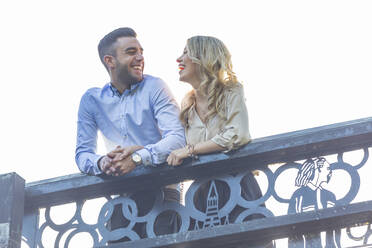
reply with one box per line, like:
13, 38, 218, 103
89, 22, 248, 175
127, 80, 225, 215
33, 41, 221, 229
180, 36, 239, 127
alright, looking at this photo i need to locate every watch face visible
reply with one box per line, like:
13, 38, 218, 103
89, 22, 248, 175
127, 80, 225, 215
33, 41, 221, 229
132, 153, 141, 164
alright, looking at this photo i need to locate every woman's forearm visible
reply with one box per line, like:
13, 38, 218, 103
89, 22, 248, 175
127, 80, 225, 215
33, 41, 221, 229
167, 140, 226, 166
193, 140, 226, 155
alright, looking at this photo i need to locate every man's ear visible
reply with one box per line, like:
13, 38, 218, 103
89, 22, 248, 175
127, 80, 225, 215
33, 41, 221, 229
104, 55, 116, 70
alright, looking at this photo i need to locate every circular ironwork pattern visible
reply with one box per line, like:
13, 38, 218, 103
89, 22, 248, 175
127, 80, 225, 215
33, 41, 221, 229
97, 196, 140, 242
35, 200, 101, 247
22, 148, 370, 247
236, 168, 275, 208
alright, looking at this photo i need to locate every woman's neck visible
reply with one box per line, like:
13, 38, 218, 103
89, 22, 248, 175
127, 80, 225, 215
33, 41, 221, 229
194, 88, 207, 103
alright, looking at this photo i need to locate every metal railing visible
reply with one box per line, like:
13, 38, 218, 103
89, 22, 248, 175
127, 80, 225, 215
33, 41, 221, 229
2, 117, 372, 247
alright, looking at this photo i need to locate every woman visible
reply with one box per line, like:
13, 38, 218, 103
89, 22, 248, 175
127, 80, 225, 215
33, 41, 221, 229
167, 36, 266, 226
167, 36, 250, 165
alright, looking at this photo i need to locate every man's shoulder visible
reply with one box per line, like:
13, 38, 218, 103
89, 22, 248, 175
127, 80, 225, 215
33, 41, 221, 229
143, 74, 167, 88
82, 84, 109, 98
84, 87, 101, 95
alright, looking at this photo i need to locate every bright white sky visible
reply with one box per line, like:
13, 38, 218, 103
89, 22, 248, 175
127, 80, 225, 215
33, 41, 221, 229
0, 0, 371, 183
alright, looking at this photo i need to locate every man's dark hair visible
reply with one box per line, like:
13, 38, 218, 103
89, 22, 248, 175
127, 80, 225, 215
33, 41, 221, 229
98, 27, 137, 71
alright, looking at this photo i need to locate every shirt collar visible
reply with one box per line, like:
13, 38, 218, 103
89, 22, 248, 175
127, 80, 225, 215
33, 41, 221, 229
308, 182, 323, 191
108, 79, 143, 97
109, 83, 120, 97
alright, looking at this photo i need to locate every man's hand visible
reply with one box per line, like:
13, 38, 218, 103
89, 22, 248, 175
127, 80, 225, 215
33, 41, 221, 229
98, 146, 123, 176
112, 155, 136, 176
108, 145, 144, 162
101, 145, 144, 176
167, 147, 189, 166
107, 146, 125, 163
99, 153, 136, 176
98, 155, 116, 175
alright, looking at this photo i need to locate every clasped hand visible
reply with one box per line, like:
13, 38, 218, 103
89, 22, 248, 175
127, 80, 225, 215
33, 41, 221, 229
100, 145, 143, 176
167, 147, 189, 166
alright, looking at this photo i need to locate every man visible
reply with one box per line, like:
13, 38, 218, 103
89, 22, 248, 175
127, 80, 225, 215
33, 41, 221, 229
75, 27, 185, 241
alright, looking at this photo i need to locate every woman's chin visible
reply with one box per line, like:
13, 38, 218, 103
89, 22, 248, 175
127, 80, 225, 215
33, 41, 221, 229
179, 76, 186, 82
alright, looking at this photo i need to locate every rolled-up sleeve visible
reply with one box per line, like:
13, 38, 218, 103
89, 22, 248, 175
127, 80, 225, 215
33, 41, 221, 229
211, 86, 251, 151
143, 79, 186, 165
75, 92, 102, 175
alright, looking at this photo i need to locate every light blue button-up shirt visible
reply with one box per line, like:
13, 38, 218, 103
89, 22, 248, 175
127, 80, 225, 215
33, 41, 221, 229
75, 75, 186, 175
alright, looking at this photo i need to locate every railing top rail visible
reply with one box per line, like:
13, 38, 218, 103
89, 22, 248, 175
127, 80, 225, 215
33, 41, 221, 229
25, 117, 372, 208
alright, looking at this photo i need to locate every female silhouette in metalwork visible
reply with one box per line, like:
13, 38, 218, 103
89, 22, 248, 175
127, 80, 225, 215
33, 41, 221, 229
288, 157, 340, 247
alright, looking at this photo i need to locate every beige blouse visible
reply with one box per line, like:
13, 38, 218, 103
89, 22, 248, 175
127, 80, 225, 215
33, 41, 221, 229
185, 84, 251, 150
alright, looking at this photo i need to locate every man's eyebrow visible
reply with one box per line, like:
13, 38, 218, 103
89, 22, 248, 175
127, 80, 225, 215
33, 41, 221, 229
125, 47, 144, 52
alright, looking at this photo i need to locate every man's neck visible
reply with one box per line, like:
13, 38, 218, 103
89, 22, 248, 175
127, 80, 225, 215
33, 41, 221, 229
111, 80, 130, 95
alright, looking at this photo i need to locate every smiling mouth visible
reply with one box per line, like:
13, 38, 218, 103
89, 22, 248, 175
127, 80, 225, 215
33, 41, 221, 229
178, 64, 185, 71
132, 65, 143, 72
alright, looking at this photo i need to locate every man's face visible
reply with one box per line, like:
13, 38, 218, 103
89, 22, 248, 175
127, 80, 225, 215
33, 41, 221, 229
113, 37, 144, 84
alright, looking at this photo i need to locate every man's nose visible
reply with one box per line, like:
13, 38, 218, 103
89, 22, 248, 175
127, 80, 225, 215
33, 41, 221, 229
135, 53, 144, 60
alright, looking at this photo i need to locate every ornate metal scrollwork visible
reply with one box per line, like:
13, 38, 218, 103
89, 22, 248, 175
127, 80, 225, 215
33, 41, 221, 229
22, 148, 371, 247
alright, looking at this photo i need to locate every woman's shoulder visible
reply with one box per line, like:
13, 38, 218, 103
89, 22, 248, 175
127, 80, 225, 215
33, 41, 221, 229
224, 82, 244, 98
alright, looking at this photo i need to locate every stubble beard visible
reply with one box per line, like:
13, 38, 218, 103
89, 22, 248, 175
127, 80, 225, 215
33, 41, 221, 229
117, 65, 143, 86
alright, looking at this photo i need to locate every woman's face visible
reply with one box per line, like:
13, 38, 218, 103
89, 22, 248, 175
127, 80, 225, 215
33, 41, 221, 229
318, 161, 332, 185
176, 47, 202, 87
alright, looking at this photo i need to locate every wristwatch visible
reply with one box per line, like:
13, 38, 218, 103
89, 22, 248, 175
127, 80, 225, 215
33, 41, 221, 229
131, 152, 142, 166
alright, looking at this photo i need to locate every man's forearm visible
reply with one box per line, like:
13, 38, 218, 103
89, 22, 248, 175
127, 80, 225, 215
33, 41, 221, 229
75, 151, 103, 175
143, 132, 186, 165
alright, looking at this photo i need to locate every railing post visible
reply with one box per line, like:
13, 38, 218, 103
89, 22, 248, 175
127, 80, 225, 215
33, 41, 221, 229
0, 173, 25, 248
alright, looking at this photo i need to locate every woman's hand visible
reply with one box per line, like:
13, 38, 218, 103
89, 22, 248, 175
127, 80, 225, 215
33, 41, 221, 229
167, 147, 189, 166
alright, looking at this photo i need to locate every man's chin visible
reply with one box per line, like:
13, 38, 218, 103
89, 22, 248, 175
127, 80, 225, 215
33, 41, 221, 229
131, 73, 143, 83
